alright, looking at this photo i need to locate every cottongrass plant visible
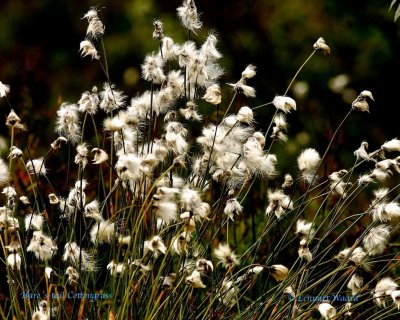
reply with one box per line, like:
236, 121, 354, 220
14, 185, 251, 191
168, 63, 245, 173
1, 1, 400, 319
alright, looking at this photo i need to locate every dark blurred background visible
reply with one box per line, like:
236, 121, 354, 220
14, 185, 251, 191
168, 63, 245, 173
0, 0, 399, 170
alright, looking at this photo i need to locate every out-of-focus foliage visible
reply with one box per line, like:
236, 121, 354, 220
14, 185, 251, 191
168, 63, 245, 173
0, 0, 399, 167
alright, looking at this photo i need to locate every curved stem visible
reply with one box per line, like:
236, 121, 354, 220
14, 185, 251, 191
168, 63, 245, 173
284, 50, 316, 96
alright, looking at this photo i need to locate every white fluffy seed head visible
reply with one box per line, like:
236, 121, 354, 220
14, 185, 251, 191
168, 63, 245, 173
27, 158, 47, 176
270, 264, 288, 281
0, 81, 10, 98
223, 198, 243, 221
352, 90, 374, 112
298, 239, 312, 262
381, 138, 400, 152
79, 40, 100, 60
241, 64, 256, 80
25, 213, 44, 231
214, 243, 240, 268
347, 273, 363, 295
272, 96, 296, 113
203, 84, 221, 105
363, 224, 391, 256
295, 219, 314, 239
236, 106, 253, 124
297, 148, 321, 172
90, 220, 115, 244
56, 103, 81, 144
374, 277, 398, 307
313, 37, 331, 55
185, 270, 206, 288
177, 0, 202, 33
144, 235, 167, 258
318, 302, 336, 319
7, 253, 22, 270
391, 290, 400, 309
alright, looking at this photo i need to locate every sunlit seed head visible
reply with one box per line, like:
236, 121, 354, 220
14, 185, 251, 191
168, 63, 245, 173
313, 37, 331, 55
